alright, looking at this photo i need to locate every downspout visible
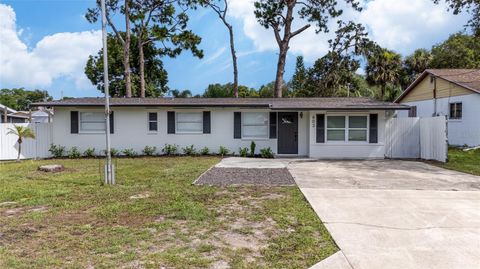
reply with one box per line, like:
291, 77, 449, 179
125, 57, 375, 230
432, 75, 437, 116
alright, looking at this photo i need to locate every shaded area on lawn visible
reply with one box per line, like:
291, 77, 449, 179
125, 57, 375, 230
195, 167, 295, 186
0, 157, 337, 268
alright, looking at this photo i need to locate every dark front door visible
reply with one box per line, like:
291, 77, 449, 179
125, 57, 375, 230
277, 112, 298, 154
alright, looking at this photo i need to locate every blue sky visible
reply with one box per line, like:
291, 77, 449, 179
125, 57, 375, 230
0, 0, 469, 99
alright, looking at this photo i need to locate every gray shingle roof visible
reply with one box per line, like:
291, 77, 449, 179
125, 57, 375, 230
32, 97, 409, 110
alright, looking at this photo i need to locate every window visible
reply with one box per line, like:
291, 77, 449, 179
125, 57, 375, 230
327, 116, 346, 141
148, 112, 157, 131
348, 116, 367, 141
408, 106, 417, 117
176, 112, 203, 133
326, 115, 368, 142
242, 112, 268, 138
80, 112, 105, 132
450, 102, 462, 119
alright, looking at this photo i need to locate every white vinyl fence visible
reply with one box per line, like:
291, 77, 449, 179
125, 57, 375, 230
385, 116, 447, 162
0, 123, 52, 161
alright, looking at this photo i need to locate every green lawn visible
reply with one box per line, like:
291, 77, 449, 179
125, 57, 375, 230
0, 157, 337, 268
435, 148, 480, 176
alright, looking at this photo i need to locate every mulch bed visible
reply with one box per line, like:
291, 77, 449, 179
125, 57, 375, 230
194, 167, 296, 186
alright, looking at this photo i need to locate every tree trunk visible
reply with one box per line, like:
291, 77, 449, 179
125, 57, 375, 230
273, 1, 295, 98
124, 0, 132, 98
139, 30, 146, 98
274, 43, 288, 98
226, 24, 238, 98
16, 141, 21, 162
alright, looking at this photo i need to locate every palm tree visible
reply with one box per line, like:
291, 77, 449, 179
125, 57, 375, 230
366, 48, 402, 100
7, 125, 35, 162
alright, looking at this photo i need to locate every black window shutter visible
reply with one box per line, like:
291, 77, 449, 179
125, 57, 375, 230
109, 111, 114, 134
167, 111, 175, 134
369, 114, 378, 143
233, 112, 241, 139
70, 111, 79, 134
316, 114, 325, 143
203, 111, 211, 134
269, 112, 277, 139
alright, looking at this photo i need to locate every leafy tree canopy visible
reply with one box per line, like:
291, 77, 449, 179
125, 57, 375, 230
85, 32, 168, 97
202, 83, 259, 98
0, 88, 52, 111
430, 33, 480, 69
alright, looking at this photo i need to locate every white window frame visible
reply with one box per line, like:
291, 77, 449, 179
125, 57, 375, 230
79, 111, 105, 134
148, 112, 158, 133
175, 112, 203, 134
325, 115, 369, 144
326, 115, 346, 142
347, 116, 368, 142
241, 112, 269, 139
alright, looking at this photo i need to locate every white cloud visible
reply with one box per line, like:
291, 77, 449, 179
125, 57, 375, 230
359, 0, 469, 54
0, 4, 102, 89
228, 0, 469, 61
200, 46, 227, 66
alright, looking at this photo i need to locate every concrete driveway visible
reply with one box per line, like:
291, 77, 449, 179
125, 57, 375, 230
288, 160, 480, 269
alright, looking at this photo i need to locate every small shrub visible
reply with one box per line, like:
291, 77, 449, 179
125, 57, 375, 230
142, 146, 157, 156
182, 145, 197, 155
239, 147, 249, 157
83, 148, 95, 158
102, 148, 119, 157
68, 147, 81, 159
122, 148, 137, 157
49, 144, 65, 158
162, 144, 178, 155
260, 147, 274, 158
250, 141, 256, 157
200, 146, 210, 155
218, 146, 229, 156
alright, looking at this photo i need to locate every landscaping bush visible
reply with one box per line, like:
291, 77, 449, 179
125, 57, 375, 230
102, 148, 119, 157
122, 148, 137, 157
142, 146, 157, 156
182, 145, 197, 155
162, 144, 178, 155
239, 147, 249, 157
49, 144, 65, 158
250, 141, 256, 157
218, 146, 229, 156
200, 146, 210, 155
68, 147, 81, 159
83, 148, 95, 158
260, 147, 274, 158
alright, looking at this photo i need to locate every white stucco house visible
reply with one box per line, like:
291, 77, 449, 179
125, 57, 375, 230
396, 69, 480, 147
33, 97, 409, 159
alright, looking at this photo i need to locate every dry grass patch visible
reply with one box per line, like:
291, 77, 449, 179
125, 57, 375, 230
0, 157, 337, 268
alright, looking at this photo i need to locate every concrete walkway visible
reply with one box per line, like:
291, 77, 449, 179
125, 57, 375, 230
288, 160, 480, 269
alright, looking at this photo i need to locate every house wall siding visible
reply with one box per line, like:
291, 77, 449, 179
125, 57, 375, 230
402, 76, 474, 103
52, 107, 310, 156
397, 93, 480, 146
307, 110, 387, 159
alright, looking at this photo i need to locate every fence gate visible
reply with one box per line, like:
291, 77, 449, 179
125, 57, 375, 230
385, 116, 447, 162
0, 123, 53, 161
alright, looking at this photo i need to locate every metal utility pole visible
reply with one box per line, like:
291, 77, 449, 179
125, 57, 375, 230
101, 0, 115, 185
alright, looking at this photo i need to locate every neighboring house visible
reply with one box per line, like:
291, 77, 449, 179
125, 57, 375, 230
395, 69, 480, 146
30, 109, 53, 123
0, 104, 29, 123
33, 97, 408, 159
